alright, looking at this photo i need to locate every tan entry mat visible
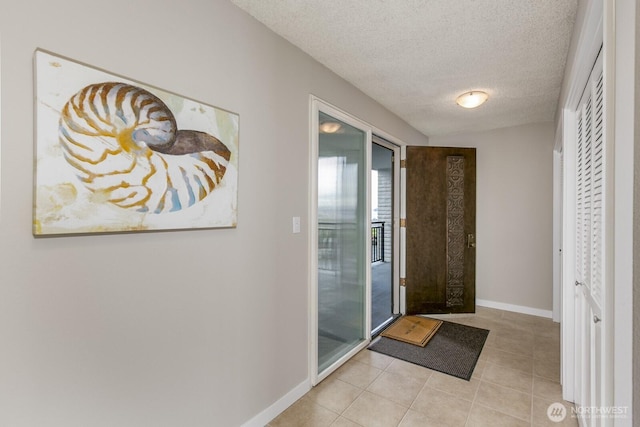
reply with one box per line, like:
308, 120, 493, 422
381, 316, 443, 347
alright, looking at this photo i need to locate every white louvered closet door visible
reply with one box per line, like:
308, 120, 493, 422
574, 50, 608, 427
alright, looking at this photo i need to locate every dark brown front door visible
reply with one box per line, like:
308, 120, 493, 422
406, 147, 476, 314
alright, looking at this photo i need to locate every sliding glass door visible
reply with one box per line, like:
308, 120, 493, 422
313, 105, 369, 381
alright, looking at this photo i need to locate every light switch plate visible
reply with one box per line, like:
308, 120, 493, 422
292, 216, 301, 233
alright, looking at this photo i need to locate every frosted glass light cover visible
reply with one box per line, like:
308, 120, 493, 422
456, 91, 489, 108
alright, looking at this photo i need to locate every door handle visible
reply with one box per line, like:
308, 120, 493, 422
467, 233, 476, 248
593, 315, 601, 324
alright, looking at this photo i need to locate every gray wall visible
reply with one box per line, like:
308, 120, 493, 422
430, 123, 555, 312
0, 1, 428, 426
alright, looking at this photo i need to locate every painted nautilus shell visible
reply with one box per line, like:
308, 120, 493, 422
58, 82, 231, 214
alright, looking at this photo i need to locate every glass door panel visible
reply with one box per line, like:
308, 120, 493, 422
371, 142, 395, 334
317, 111, 367, 374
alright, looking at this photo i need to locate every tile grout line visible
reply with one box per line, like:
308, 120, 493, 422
463, 366, 483, 427
480, 362, 536, 395
330, 381, 364, 426
474, 378, 534, 423
397, 370, 436, 425
467, 362, 533, 423
530, 357, 535, 427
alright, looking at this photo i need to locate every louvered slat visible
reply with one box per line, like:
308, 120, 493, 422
576, 102, 584, 282
590, 72, 604, 307
575, 102, 584, 283
582, 95, 593, 289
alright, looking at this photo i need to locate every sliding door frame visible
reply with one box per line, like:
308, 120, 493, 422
309, 97, 372, 385
371, 134, 402, 329
309, 96, 405, 385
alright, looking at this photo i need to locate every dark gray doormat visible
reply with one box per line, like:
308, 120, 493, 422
368, 319, 489, 381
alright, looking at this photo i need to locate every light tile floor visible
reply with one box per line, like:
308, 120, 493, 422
268, 307, 578, 427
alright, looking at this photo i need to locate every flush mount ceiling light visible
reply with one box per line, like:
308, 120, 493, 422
456, 91, 489, 109
319, 121, 342, 133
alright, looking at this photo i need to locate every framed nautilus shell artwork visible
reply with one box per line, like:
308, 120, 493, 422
33, 50, 239, 235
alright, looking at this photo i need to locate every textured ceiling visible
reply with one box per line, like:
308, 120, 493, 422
231, 0, 577, 137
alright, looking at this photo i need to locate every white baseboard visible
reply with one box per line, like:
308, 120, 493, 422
476, 299, 553, 319
241, 379, 311, 427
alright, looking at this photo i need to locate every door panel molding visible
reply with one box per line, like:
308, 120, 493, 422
445, 155, 466, 307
